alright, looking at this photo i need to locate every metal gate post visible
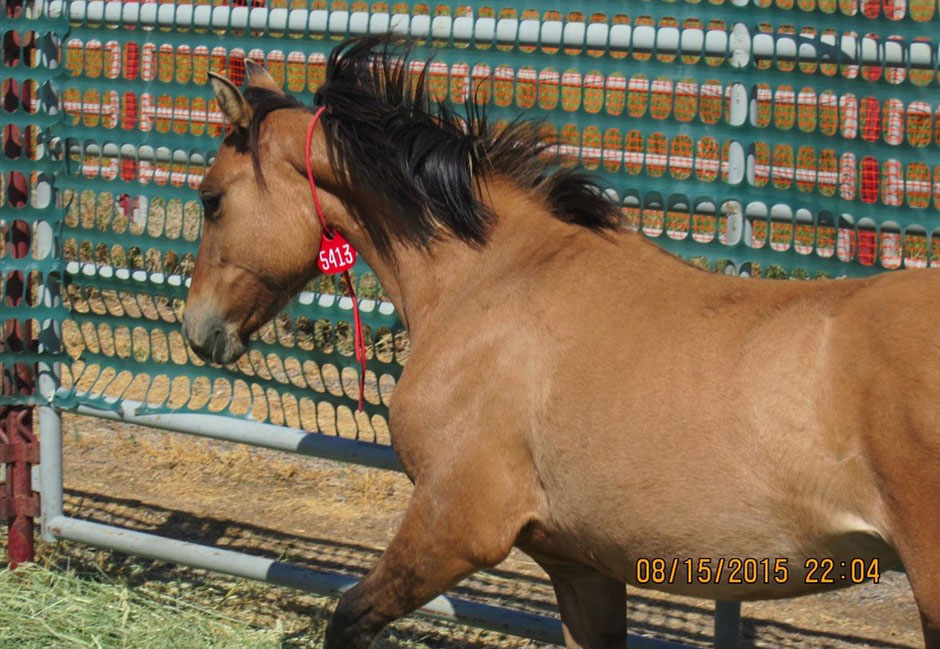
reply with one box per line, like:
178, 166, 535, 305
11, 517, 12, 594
713, 601, 741, 649
38, 406, 62, 544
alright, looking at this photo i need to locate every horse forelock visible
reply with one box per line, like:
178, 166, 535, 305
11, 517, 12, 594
242, 35, 620, 259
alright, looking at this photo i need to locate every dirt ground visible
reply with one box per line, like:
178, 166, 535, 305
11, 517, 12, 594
40, 410, 924, 649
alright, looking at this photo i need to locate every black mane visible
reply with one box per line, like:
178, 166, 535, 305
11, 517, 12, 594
244, 36, 620, 258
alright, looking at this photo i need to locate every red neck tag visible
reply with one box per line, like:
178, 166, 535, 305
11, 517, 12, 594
307, 109, 366, 413
317, 230, 357, 274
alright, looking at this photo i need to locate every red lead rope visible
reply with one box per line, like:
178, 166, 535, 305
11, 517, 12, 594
305, 107, 367, 412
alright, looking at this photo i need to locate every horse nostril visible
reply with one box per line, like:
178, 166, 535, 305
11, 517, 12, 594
207, 325, 222, 350
207, 325, 227, 361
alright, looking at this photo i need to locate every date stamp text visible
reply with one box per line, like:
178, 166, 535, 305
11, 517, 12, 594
634, 557, 880, 586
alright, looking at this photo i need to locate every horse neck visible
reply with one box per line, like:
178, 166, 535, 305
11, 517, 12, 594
280, 109, 612, 337
344, 177, 583, 341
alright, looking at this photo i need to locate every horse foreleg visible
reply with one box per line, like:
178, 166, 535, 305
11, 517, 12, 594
537, 560, 626, 649
323, 488, 515, 649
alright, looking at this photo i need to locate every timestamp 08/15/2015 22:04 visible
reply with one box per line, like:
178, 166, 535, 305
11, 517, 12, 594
634, 557, 882, 587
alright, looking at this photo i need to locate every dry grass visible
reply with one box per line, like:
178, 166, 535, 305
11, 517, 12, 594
0, 538, 534, 649
0, 562, 281, 648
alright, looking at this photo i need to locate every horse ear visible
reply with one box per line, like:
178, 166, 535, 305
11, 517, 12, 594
208, 71, 251, 132
245, 59, 283, 94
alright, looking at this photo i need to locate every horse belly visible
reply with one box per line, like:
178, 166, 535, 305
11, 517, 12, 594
529, 373, 895, 600
528, 467, 896, 601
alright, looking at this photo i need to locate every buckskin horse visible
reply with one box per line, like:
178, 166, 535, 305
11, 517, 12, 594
181, 37, 940, 649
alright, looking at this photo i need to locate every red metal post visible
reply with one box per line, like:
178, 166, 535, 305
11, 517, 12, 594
0, 216, 40, 568
0, 408, 39, 568
0, 218, 40, 568
1, 4, 41, 567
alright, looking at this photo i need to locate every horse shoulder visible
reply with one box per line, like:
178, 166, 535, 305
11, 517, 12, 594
388, 304, 543, 463
386, 334, 547, 562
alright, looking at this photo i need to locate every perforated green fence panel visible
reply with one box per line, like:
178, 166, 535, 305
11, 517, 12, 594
8, 0, 938, 433
1, 0, 67, 406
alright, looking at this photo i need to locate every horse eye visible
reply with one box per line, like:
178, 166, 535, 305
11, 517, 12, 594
200, 192, 221, 219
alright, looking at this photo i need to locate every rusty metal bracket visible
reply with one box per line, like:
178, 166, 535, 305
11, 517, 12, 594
0, 441, 39, 464
0, 493, 41, 519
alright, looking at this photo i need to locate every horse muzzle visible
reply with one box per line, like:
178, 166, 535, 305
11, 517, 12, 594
182, 304, 246, 365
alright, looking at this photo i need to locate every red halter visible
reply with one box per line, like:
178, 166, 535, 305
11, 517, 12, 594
305, 107, 366, 413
